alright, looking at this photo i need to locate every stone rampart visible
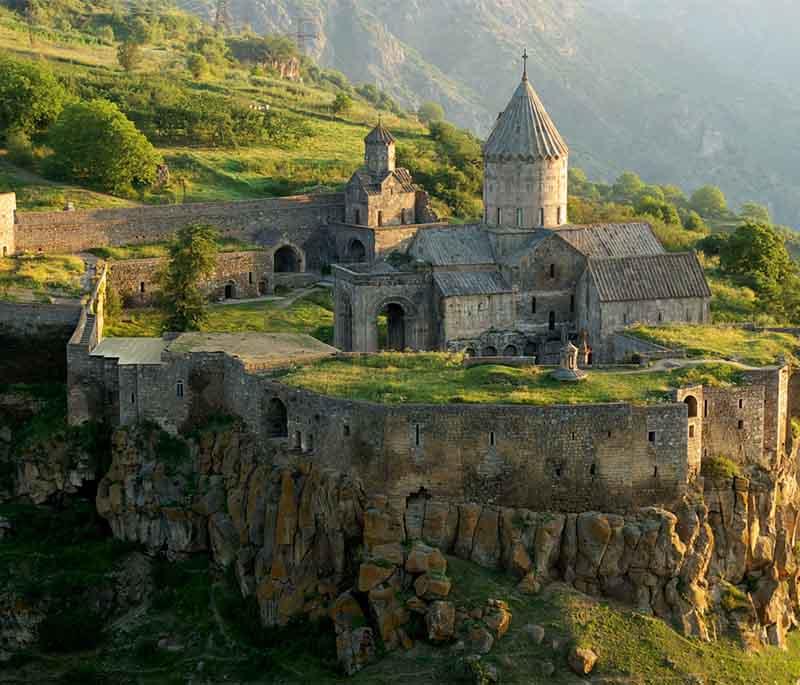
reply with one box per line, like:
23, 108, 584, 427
14, 193, 345, 255
108, 251, 275, 304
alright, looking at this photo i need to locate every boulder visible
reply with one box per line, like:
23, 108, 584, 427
358, 563, 395, 593
568, 646, 599, 675
482, 599, 511, 639
426, 601, 456, 642
406, 542, 446, 575
415, 572, 452, 600
524, 623, 546, 645
466, 624, 494, 654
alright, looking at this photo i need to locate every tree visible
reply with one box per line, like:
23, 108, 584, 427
612, 172, 643, 201
128, 16, 153, 45
46, 99, 161, 195
690, 185, 727, 218
418, 101, 445, 124
117, 40, 142, 72
187, 53, 209, 79
739, 201, 771, 224
634, 196, 680, 225
331, 93, 352, 115
720, 221, 794, 293
682, 209, 708, 233
160, 224, 219, 331
0, 55, 66, 137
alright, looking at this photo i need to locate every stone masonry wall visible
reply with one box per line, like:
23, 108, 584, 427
0, 193, 15, 257
109, 251, 275, 305
14, 193, 344, 255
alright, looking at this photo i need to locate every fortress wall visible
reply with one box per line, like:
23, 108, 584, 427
108, 251, 274, 305
0, 193, 15, 257
701, 383, 767, 469
14, 194, 345, 255
208, 367, 690, 513
0, 300, 81, 383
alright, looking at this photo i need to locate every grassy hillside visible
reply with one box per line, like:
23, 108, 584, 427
0, 4, 428, 211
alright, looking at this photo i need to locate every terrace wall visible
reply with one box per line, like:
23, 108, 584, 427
13, 194, 345, 257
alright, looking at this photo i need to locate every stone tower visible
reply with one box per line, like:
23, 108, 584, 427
483, 51, 569, 229
364, 121, 396, 176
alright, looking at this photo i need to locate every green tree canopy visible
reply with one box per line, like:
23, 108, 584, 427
739, 201, 771, 224
612, 172, 644, 201
690, 185, 728, 218
187, 53, 209, 79
0, 55, 67, 137
720, 221, 794, 292
418, 101, 445, 124
160, 223, 219, 331
682, 209, 708, 233
331, 93, 352, 115
46, 99, 160, 195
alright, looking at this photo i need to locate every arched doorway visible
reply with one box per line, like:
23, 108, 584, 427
378, 303, 406, 351
224, 282, 236, 300
464, 348, 476, 358
483, 346, 498, 357
503, 345, 518, 357
348, 239, 366, 263
684, 396, 698, 418
266, 398, 288, 438
274, 246, 301, 273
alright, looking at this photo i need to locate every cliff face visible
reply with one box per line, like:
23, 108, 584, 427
93, 420, 800, 673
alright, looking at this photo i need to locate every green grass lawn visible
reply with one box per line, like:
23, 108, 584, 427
627, 324, 797, 366
281, 354, 742, 406
106, 289, 334, 343
0, 253, 85, 300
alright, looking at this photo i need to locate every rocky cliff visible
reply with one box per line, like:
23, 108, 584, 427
91, 420, 800, 674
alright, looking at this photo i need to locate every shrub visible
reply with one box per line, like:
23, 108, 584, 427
46, 99, 161, 195
701, 455, 741, 481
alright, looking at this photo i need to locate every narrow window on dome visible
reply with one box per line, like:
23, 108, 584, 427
516, 208, 523, 226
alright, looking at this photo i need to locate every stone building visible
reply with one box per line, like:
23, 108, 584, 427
333, 60, 712, 362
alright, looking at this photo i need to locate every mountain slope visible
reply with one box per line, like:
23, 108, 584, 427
181, 0, 800, 227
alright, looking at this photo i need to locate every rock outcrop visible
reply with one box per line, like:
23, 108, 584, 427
93, 420, 800, 674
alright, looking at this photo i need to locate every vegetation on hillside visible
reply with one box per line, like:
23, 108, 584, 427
0, 253, 84, 300
281, 354, 742, 406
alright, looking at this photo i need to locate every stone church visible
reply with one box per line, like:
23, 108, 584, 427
333, 58, 711, 363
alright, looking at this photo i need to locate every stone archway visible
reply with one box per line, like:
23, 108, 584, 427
503, 344, 518, 357
378, 302, 406, 351
274, 245, 302, 273
224, 282, 236, 300
266, 397, 288, 438
685, 396, 699, 418
347, 239, 367, 263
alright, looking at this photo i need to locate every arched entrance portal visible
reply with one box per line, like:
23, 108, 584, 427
224, 282, 235, 300
684, 396, 698, 418
378, 303, 406, 351
266, 398, 288, 438
274, 246, 301, 273
348, 239, 366, 263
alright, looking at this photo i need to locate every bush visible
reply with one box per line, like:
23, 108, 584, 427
701, 455, 741, 481
46, 99, 161, 195
5, 127, 36, 167
187, 53, 209, 79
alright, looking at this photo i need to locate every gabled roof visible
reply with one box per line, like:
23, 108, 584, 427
484, 77, 568, 161
588, 253, 711, 303
409, 225, 495, 266
555, 223, 664, 258
434, 271, 512, 298
351, 168, 416, 195
365, 122, 396, 145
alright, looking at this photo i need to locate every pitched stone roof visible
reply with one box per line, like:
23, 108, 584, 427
484, 77, 568, 161
409, 225, 495, 266
434, 271, 512, 298
365, 122, 396, 145
555, 223, 665, 258
588, 253, 711, 303
353, 168, 416, 195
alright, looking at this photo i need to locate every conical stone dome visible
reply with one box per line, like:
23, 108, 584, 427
484, 77, 568, 161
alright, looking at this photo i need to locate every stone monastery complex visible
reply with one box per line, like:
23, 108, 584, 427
5, 55, 800, 661
0, 58, 789, 516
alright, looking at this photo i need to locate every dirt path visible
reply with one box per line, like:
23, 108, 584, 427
615, 357, 761, 374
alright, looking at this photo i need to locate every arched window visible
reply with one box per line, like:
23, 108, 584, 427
684, 396, 698, 418
531, 297, 537, 314
516, 208, 523, 226
539, 208, 545, 226
549, 264, 556, 279
548, 311, 556, 331
377, 210, 384, 227
348, 239, 367, 263
496, 207, 503, 225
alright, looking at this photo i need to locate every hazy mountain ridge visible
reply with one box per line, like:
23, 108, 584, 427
181, 0, 800, 227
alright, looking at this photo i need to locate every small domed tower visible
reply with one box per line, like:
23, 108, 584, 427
483, 51, 569, 229
364, 121, 396, 176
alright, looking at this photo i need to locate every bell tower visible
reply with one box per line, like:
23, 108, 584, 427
364, 121, 396, 176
